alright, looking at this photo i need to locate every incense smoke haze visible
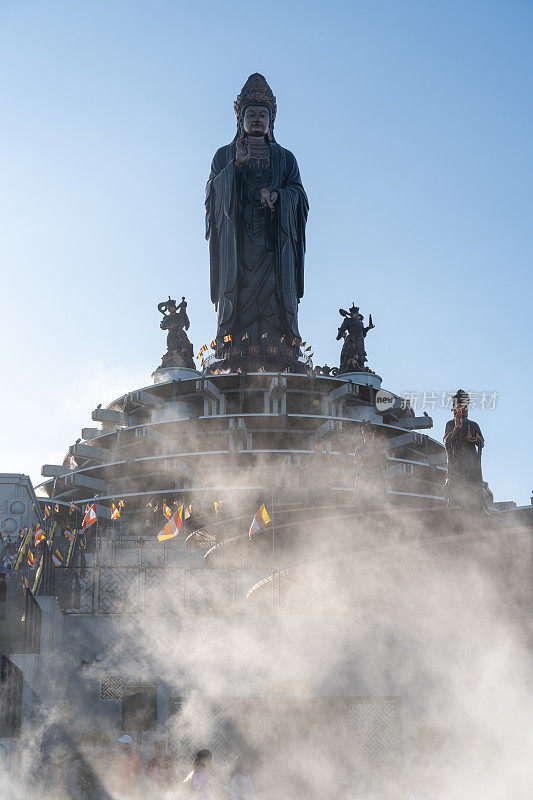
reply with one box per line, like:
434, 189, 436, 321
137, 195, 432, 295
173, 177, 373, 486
2, 1, 532, 795
4, 444, 533, 799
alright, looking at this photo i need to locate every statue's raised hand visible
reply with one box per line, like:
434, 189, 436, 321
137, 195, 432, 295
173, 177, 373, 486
260, 189, 278, 211
235, 136, 250, 168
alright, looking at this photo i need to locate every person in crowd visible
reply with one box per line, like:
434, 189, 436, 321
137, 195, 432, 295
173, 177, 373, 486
43, 746, 78, 799
109, 734, 142, 799
185, 749, 213, 799
229, 754, 256, 800
146, 739, 176, 795
76, 728, 113, 799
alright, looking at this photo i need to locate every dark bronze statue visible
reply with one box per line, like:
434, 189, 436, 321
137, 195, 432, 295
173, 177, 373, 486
158, 296, 195, 369
443, 390, 487, 511
205, 74, 309, 351
337, 304, 375, 373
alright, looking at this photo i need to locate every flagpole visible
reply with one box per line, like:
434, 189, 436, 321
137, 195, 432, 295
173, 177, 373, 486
95, 498, 99, 566
270, 493, 276, 614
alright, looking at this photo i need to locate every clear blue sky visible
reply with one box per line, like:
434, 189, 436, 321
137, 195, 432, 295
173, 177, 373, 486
1, 0, 531, 503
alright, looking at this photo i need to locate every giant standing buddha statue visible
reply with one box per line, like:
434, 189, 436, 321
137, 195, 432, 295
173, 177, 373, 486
205, 73, 309, 372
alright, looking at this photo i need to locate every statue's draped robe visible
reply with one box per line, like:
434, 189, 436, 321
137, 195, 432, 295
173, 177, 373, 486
206, 141, 308, 342
159, 309, 194, 368
160, 310, 189, 352
444, 418, 485, 509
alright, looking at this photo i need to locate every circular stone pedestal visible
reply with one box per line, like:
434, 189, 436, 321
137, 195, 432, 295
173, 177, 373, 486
338, 372, 382, 390
151, 366, 199, 384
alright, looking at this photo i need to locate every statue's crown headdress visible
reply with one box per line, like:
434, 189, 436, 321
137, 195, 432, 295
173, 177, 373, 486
234, 73, 277, 124
452, 389, 470, 408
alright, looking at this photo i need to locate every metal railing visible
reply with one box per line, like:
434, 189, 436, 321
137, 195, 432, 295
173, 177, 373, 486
52, 565, 238, 616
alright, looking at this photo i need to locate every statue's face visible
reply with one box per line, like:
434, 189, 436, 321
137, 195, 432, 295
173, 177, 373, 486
243, 105, 270, 137
454, 403, 468, 420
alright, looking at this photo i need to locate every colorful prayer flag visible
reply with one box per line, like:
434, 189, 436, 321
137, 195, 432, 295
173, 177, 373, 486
34, 525, 46, 545
21, 575, 28, 598
214, 500, 224, 513
69, 500, 76, 515
157, 504, 183, 541
118, 500, 125, 509
261, 332, 268, 339
64, 528, 75, 541
27, 550, 35, 568
52, 549, 64, 567
184, 504, 192, 520
241, 332, 248, 340
82, 503, 97, 530
44, 505, 51, 518
210, 339, 216, 348
224, 334, 231, 343
54, 502, 60, 513
163, 501, 172, 520
249, 503, 271, 539
153, 502, 159, 513
111, 502, 120, 520
30, 503, 35, 513
145, 500, 153, 508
